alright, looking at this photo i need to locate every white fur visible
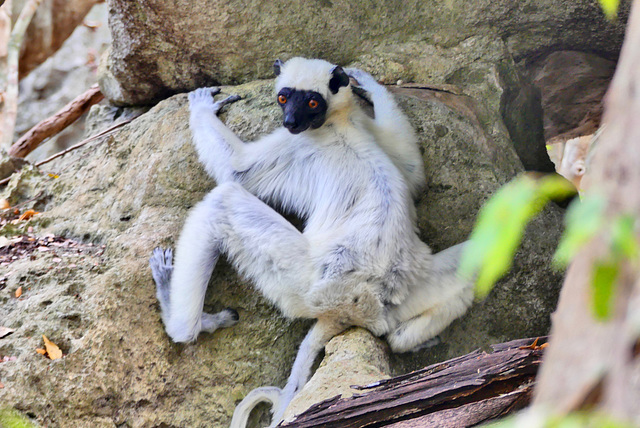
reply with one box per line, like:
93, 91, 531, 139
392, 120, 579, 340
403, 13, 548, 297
149, 58, 473, 427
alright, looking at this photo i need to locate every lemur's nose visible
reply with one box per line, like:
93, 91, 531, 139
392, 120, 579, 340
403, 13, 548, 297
283, 113, 297, 129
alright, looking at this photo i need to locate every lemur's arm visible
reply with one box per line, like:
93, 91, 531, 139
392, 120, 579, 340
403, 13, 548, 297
346, 69, 426, 196
190, 88, 293, 185
188, 88, 247, 184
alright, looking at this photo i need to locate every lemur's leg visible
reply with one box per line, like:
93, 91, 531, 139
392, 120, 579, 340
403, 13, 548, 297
152, 182, 312, 343
230, 320, 345, 428
150, 248, 239, 338
188, 87, 244, 183
386, 242, 474, 353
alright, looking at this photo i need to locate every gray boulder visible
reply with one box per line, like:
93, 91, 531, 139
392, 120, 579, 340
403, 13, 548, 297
99, 0, 627, 106
0, 76, 564, 426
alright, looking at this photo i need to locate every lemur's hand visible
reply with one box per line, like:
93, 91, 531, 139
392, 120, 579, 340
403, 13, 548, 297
344, 68, 384, 93
188, 87, 241, 115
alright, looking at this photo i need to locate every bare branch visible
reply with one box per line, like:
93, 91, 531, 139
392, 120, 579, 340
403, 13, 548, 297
0, 116, 137, 186
0, 0, 13, 103
35, 117, 135, 167
8, 84, 104, 158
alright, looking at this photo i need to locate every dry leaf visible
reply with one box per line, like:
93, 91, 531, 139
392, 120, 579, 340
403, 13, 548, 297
518, 337, 547, 351
15, 286, 22, 298
0, 326, 15, 338
42, 335, 63, 360
0, 382, 4, 388
18, 210, 38, 221
0, 199, 9, 210
36, 348, 46, 355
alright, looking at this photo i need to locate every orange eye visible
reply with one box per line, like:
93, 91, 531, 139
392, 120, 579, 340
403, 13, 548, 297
278, 94, 287, 104
308, 99, 318, 109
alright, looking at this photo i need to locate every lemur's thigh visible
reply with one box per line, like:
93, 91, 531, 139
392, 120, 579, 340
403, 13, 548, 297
215, 182, 313, 295
385, 242, 474, 353
164, 182, 310, 342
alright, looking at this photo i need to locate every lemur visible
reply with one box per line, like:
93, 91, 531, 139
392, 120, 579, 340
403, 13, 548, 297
149, 57, 473, 427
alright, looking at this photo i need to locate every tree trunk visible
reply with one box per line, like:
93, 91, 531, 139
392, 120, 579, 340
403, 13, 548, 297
532, 1, 640, 423
0, 0, 44, 149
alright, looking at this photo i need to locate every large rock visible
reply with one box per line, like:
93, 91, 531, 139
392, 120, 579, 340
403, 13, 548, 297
282, 328, 390, 423
0, 77, 564, 426
530, 51, 616, 141
99, 0, 628, 106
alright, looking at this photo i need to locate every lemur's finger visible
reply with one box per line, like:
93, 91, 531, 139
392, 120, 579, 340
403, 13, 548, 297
208, 87, 222, 96
220, 94, 242, 105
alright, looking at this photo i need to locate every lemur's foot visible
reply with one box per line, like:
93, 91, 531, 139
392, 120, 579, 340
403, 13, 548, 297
201, 309, 240, 332
149, 247, 173, 310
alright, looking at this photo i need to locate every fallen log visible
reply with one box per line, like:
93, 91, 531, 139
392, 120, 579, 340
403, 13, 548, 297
8, 83, 104, 158
281, 337, 546, 428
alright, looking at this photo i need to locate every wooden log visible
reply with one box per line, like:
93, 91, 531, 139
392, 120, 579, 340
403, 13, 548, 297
280, 337, 546, 428
386, 388, 532, 428
7, 83, 104, 158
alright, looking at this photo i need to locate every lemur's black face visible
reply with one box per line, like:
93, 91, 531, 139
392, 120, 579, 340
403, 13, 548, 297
277, 88, 328, 134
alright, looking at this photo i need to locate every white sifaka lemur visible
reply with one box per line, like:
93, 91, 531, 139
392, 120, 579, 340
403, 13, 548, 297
149, 57, 474, 427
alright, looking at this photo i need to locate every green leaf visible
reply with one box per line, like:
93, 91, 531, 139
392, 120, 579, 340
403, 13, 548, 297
610, 214, 639, 260
0, 408, 39, 428
537, 174, 576, 202
591, 260, 618, 320
554, 195, 607, 267
460, 175, 572, 299
598, 0, 620, 20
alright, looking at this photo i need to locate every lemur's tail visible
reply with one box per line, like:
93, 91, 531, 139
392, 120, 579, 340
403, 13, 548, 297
230, 386, 283, 428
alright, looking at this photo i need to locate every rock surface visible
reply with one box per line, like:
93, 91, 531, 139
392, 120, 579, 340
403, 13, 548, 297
99, 0, 628, 106
530, 51, 616, 141
0, 77, 565, 426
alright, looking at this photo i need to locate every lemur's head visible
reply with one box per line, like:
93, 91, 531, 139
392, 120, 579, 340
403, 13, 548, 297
273, 57, 350, 134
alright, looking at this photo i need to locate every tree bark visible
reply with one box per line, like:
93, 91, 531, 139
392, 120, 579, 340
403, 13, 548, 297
0, 0, 13, 132
532, 1, 640, 423
281, 338, 545, 428
0, 0, 43, 149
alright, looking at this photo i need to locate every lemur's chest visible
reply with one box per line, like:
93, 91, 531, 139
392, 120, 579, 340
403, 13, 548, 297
301, 134, 411, 230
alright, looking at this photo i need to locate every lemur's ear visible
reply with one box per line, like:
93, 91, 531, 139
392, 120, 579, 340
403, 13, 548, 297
273, 59, 284, 76
329, 66, 349, 94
